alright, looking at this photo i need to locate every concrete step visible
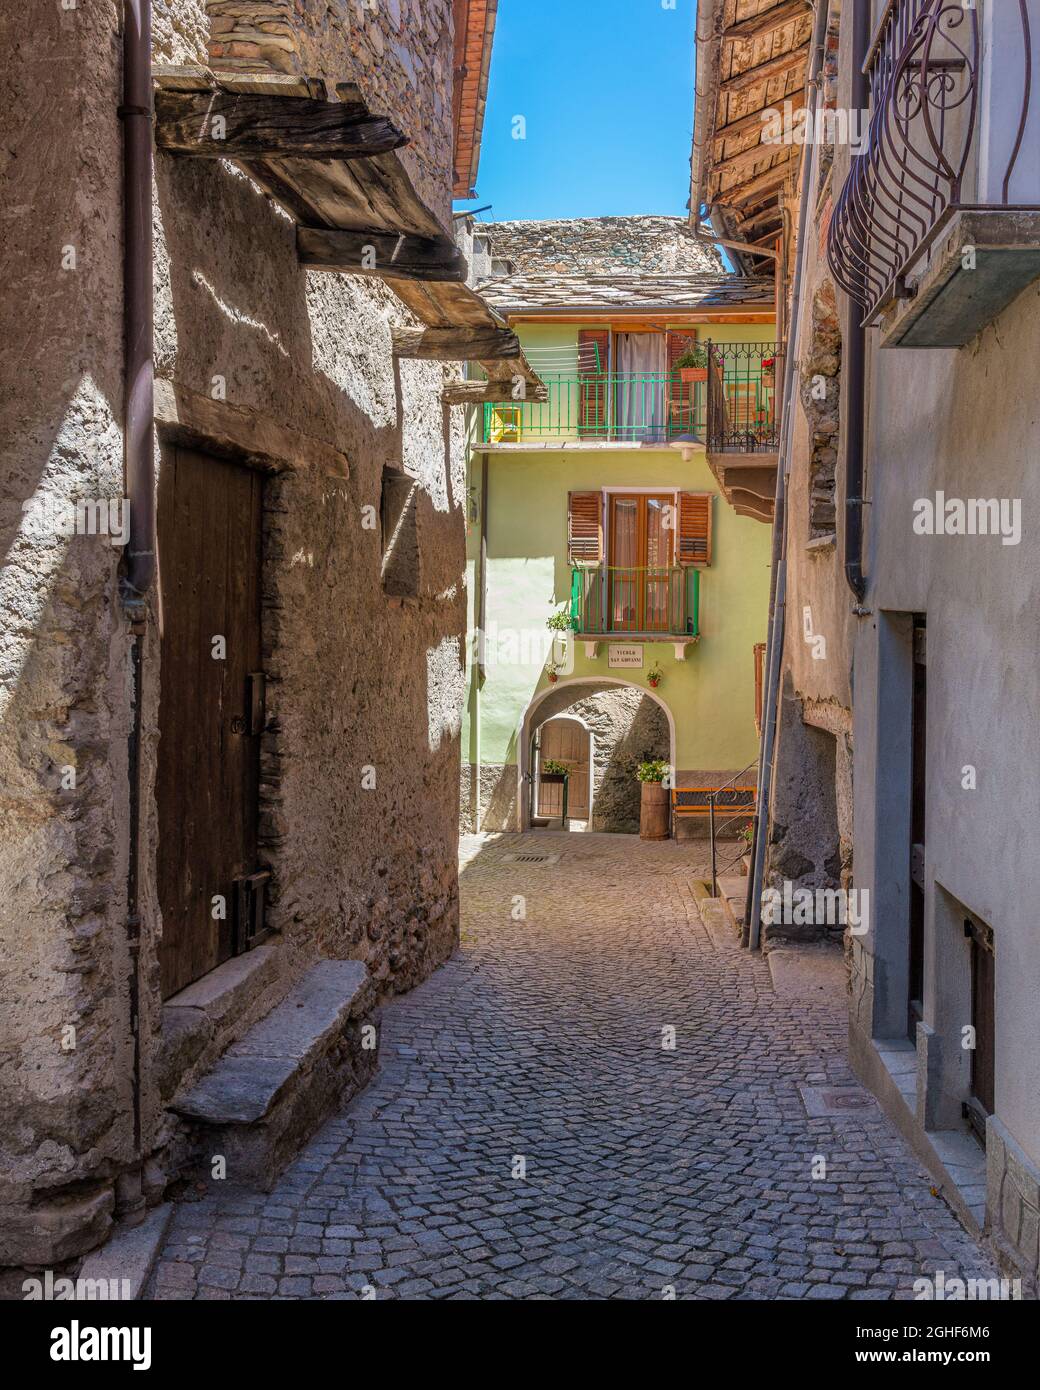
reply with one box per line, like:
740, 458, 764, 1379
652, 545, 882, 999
172, 959, 376, 1189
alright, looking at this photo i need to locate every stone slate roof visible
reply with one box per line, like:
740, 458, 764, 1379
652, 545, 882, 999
474, 215, 774, 313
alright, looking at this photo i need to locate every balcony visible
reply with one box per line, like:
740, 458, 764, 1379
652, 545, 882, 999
828, 0, 1040, 347
481, 341, 779, 450
569, 566, 700, 641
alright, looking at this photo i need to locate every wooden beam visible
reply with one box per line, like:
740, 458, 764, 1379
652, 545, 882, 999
724, 0, 810, 44
391, 326, 520, 361
154, 89, 408, 160
442, 380, 548, 405
720, 47, 808, 96
713, 89, 806, 145
712, 142, 792, 185
297, 225, 467, 282
716, 163, 791, 208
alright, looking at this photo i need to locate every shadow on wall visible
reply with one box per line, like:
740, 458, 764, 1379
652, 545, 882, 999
532, 682, 669, 833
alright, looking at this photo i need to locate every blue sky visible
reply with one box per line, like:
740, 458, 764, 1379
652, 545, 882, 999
453, 0, 698, 222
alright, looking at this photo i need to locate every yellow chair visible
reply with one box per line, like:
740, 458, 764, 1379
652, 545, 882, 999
489, 404, 523, 443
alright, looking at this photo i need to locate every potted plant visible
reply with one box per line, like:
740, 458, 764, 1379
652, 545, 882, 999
546, 609, 571, 632
761, 356, 776, 385
546, 663, 559, 684
540, 759, 568, 785
674, 345, 708, 384
636, 758, 671, 841
647, 662, 663, 689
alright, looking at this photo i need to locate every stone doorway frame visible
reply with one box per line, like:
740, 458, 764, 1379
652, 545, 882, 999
517, 677, 677, 832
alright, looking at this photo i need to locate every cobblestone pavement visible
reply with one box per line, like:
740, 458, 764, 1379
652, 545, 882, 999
148, 832, 998, 1300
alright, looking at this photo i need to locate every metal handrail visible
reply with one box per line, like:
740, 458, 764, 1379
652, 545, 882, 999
709, 759, 758, 898
570, 565, 700, 638
482, 343, 781, 444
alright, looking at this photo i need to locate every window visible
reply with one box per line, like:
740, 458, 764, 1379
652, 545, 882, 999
567, 490, 712, 635
381, 467, 419, 598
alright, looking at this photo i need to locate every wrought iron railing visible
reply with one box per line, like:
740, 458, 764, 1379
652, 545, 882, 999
828, 0, 1039, 323
570, 565, 700, 638
705, 342, 781, 453
481, 343, 779, 447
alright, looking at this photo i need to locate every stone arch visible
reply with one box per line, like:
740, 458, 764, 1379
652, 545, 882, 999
518, 678, 674, 832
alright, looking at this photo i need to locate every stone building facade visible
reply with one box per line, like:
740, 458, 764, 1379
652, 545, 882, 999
0, 0, 480, 1268
701, 0, 1040, 1291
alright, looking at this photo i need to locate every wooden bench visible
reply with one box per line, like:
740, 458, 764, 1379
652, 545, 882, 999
671, 785, 757, 825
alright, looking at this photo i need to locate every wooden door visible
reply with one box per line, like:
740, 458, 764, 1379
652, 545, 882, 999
608, 494, 674, 633
907, 618, 926, 1040
968, 917, 996, 1139
156, 446, 264, 999
538, 718, 590, 819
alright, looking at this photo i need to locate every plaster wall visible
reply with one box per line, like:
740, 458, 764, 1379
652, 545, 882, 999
0, 0, 466, 1266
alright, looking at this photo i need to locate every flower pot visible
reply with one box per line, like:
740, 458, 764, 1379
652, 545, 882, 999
540, 773, 565, 785
680, 367, 708, 384
639, 781, 670, 841
648, 678, 661, 688
546, 671, 558, 683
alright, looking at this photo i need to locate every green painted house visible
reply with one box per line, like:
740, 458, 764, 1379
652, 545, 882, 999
460, 217, 778, 835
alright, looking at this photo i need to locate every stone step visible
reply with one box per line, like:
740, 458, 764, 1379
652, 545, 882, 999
171, 959, 376, 1189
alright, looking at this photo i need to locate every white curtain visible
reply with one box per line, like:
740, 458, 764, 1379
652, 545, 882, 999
615, 332, 668, 442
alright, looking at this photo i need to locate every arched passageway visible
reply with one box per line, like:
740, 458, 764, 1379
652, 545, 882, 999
521, 679, 672, 832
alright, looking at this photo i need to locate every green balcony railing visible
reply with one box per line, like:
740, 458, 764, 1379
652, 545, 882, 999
570, 566, 700, 638
481, 343, 780, 448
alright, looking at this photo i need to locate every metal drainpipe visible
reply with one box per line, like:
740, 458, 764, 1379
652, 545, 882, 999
747, 0, 830, 951
119, 0, 155, 1215
475, 453, 488, 828
843, 0, 871, 602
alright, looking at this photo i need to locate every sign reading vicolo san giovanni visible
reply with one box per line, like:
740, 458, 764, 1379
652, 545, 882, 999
608, 644, 643, 669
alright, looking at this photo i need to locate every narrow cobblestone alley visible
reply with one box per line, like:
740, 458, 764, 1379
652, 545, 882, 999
146, 833, 998, 1301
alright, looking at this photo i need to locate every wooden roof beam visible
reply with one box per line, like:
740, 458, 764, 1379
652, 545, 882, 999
297, 226, 467, 283
155, 88, 408, 160
391, 325, 520, 361
711, 142, 794, 184
713, 89, 806, 145
723, 0, 811, 44
715, 164, 791, 208
720, 47, 808, 96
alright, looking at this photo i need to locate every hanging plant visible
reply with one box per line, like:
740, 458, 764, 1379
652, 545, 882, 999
647, 663, 663, 688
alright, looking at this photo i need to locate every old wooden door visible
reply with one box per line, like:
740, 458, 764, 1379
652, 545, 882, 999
907, 618, 927, 1040
538, 718, 590, 820
156, 446, 264, 999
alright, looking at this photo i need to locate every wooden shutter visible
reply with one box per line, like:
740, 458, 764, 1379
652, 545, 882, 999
667, 330, 695, 411
567, 490, 603, 564
578, 329, 609, 436
678, 491, 712, 566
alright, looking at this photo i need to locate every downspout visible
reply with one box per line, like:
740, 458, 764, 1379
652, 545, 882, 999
475, 453, 488, 828
747, 0, 830, 951
119, 0, 155, 1217
843, 0, 871, 602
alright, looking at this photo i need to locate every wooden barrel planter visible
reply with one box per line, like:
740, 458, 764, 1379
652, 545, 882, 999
639, 781, 670, 840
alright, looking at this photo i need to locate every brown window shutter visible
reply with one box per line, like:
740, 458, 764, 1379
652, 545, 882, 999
667, 330, 694, 408
567, 490, 603, 564
678, 491, 712, 566
577, 329, 609, 436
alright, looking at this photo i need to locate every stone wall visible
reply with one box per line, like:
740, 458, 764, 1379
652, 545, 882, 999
483, 216, 723, 276
205, 0, 455, 226
0, 0, 464, 1267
